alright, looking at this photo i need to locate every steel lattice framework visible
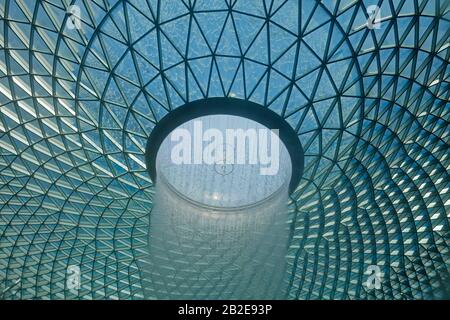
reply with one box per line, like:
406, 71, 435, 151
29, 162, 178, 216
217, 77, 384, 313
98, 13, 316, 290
0, 0, 449, 299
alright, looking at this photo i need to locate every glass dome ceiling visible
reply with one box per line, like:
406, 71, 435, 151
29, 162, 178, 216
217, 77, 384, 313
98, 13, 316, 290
0, 0, 449, 299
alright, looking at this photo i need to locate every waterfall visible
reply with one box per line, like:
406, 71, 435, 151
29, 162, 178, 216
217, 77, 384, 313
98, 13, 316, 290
141, 115, 292, 299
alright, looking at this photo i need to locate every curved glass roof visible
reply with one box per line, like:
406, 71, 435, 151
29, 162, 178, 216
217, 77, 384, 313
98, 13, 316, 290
0, 0, 449, 299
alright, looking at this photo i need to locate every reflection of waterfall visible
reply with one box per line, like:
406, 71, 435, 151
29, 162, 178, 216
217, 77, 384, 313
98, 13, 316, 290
141, 115, 292, 299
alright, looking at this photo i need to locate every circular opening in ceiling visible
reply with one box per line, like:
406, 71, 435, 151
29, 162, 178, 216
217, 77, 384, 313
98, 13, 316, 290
145, 98, 304, 195
156, 114, 292, 210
